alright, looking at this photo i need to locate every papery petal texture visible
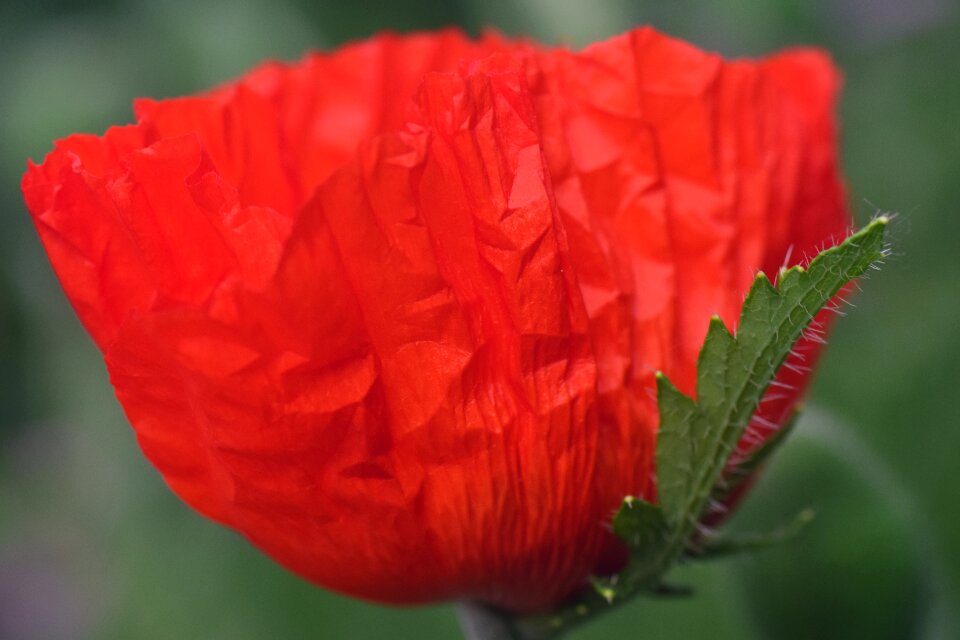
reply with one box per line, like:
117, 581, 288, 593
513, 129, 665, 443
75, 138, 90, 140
22, 27, 849, 611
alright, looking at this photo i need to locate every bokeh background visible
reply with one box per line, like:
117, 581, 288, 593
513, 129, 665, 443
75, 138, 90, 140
1, 1, 958, 638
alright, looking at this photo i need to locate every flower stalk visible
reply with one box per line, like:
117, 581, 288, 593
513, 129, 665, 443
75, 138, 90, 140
457, 602, 528, 640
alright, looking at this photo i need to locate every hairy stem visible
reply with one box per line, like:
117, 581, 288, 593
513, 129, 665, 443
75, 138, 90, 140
457, 602, 529, 640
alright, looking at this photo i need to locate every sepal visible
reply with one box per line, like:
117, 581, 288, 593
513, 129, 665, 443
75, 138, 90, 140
516, 217, 889, 639
686, 508, 816, 560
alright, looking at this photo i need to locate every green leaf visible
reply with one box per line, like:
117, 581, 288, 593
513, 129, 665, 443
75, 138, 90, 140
611, 496, 669, 550
711, 409, 801, 507
687, 508, 816, 560
655, 217, 888, 539
515, 218, 889, 639
591, 497, 670, 603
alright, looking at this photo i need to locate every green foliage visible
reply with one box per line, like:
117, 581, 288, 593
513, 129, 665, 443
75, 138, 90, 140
517, 218, 889, 639
656, 217, 887, 534
710, 410, 798, 507
688, 507, 815, 560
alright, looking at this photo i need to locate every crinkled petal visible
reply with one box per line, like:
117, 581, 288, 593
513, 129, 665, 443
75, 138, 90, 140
21, 30, 511, 349
529, 29, 849, 512
105, 58, 604, 611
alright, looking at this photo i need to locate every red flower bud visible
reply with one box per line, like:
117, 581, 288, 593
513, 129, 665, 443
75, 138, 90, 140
22, 27, 849, 612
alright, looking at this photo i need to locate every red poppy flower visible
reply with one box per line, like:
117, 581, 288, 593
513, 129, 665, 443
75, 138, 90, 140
22, 27, 848, 612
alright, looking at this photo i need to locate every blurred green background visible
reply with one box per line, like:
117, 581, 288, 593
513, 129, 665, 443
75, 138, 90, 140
1, 1, 958, 638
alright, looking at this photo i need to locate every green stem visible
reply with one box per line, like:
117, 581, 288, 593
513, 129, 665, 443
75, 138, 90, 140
457, 602, 526, 640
